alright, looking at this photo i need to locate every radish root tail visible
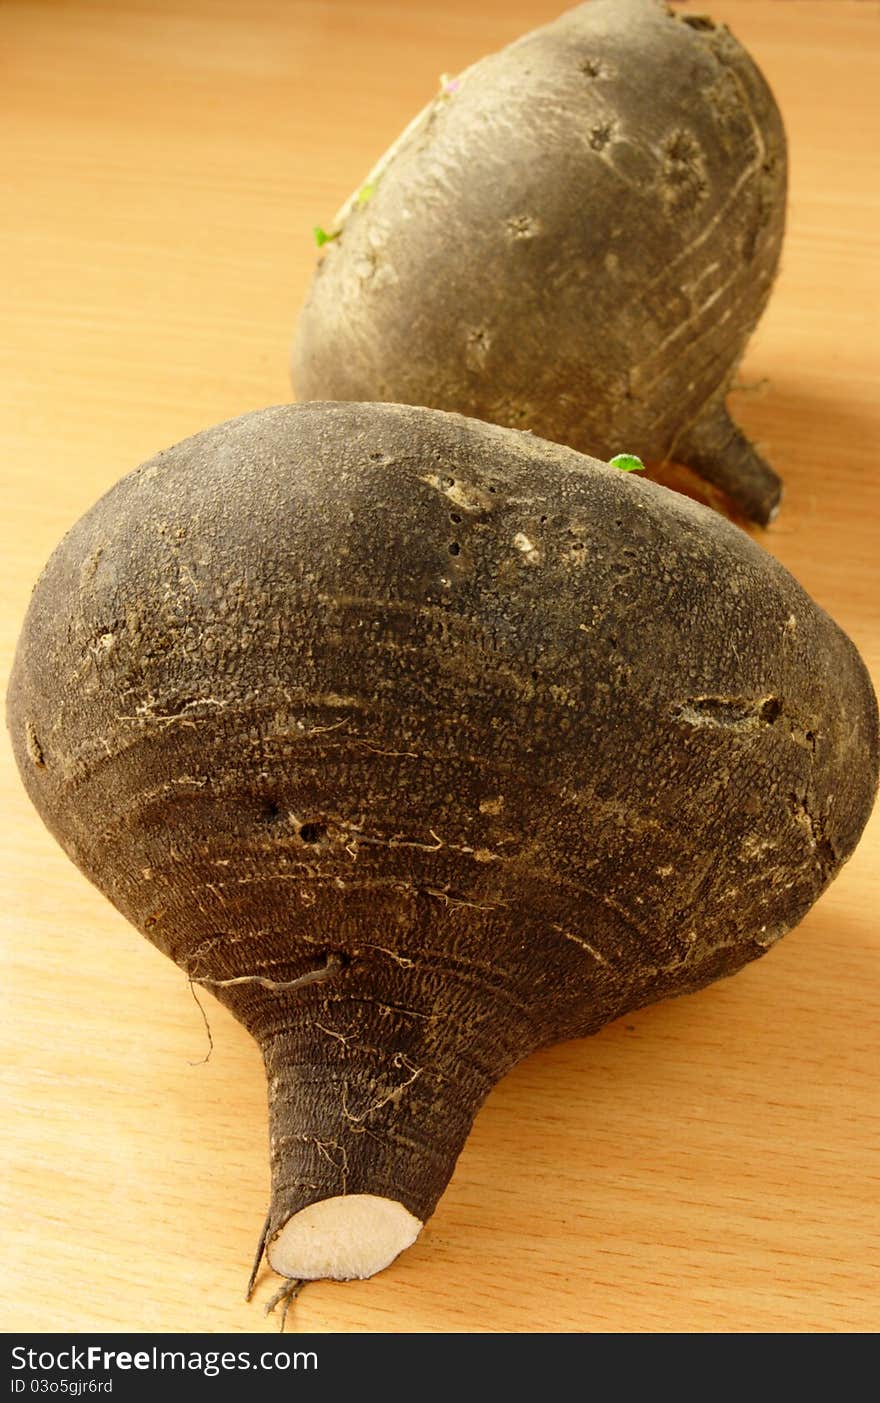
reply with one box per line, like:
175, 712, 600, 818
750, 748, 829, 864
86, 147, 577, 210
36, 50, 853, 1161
674, 401, 782, 526
246, 1209, 271, 1303
265, 1277, 307, 1333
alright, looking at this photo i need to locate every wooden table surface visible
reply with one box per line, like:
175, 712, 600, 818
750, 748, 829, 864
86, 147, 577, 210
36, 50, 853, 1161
2, 0, 878, 1335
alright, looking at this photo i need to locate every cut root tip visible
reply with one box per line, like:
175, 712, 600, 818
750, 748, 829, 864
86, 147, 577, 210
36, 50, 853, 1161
267, 1194, 423, 1282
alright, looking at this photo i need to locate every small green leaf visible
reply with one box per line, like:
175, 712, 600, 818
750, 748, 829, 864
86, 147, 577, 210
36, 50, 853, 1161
609, 453, 645, 473
314, 226, 341, 248
357, 182, 377, 205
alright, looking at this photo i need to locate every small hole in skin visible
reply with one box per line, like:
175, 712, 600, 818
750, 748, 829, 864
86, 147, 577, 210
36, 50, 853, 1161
450, 512, 462, 524
262, 800, 282, 823
531, 668, 540, 681
448, 542, 461, 556
299, 822, 326, 844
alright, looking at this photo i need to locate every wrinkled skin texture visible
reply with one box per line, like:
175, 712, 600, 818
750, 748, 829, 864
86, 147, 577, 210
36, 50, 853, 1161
293, 0, 788, 523
8, 403, 876, 1272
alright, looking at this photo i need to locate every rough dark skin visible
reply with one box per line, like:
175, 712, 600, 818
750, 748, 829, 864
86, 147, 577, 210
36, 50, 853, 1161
7, 402, 876, 1281
293, 0, 788, 524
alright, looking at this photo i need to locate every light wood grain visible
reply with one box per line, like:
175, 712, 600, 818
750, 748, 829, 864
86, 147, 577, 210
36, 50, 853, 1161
1, 0, 878, 1334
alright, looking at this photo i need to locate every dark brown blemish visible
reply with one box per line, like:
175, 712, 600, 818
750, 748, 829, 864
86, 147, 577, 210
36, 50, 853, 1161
673, 695, 782, 729
506, 214, 538, 240
299, 821, 326, 844
465, 327, 491, 370
25, 721, 45, 768
680, 14, 717, 31
787, 792, 837, 879
590, 122, 614, 152
661, 129, 708, 215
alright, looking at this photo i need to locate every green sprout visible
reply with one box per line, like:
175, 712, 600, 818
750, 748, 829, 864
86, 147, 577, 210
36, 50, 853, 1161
357, 182, 377, 206
609, 453, 645, 472
313, 225, 341, 248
